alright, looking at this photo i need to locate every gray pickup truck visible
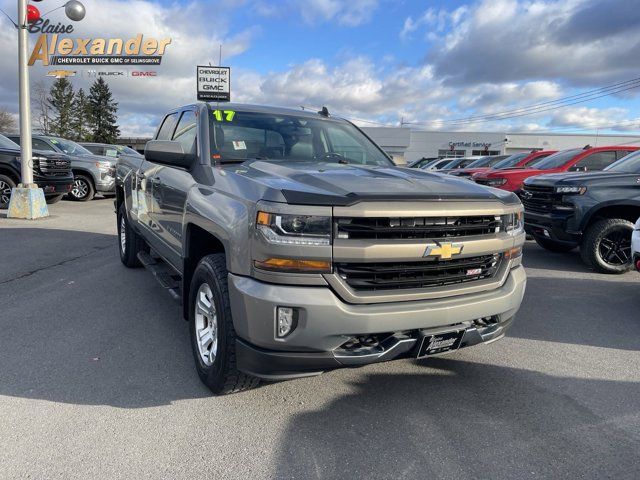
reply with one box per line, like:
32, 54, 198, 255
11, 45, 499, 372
116, 103, 526, 394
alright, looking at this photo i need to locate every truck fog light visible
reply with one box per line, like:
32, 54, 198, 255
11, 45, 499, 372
276, 307, 298, 338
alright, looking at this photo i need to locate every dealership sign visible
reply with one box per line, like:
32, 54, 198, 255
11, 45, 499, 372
27, 19, 172, 66
449, 141, 492, 148
197, 66, 230, 102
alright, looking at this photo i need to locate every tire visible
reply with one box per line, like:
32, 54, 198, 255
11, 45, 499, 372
117, 203, 146, 268
189, 254, 259, 395
68, 174, 95, 201
0, 174, 16, 209
45, 194, 64, 204
533, 236, 577, 253
580, 218, 634, 274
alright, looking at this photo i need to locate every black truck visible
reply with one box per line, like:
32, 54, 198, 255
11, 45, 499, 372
0, 133, 73, 208
522, 149, 640, 273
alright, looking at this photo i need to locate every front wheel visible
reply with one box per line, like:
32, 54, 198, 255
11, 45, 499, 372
580, 218, 634, 274
533, 236, 577, 253
117, 203, 146, 267
189, 254, 259, 395
68, 174, 95, 201
0, 174, 16, 209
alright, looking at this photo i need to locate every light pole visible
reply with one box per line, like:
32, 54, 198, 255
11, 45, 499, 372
7, 0, 85, 219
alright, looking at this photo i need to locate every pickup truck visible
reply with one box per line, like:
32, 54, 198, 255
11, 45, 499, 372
473, 146, 637, 193
522, 149, 640, 273
0, 133, 73, 208
116, 103, 527, 394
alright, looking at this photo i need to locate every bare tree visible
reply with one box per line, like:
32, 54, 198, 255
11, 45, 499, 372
32, 81, 52, 135
0, 107, 16, 133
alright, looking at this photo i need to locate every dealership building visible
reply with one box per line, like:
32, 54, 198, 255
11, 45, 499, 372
361, 127, 640, 165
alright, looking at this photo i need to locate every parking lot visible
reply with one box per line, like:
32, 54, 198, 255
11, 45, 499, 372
1, 198, 639, 479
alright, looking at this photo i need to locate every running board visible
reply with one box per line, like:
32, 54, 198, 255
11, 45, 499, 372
137, 251, 182, 304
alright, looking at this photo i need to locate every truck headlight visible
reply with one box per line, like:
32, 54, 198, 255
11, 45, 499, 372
555, 186, 586, 194
503, 210, 523, 235
483, 178, 507, 187
95, 161, 113, 171
256, 211, 331, 246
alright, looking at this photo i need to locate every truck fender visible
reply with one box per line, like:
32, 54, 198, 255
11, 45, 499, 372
580, 200, 640, 231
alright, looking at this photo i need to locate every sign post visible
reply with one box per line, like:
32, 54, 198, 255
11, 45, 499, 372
197, 66, 230, 102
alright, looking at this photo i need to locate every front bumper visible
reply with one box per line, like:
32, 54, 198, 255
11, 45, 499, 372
229, 265, 526, 379
34, 175, 74, 197
524, 210, 580, 245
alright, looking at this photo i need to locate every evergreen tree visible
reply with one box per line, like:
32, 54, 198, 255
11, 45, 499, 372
47, 78, 75, 138
87, 77, 120, 143
71, 88, 91, 141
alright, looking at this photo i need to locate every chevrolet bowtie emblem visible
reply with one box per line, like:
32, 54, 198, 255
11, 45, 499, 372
424, 242, 464, 260
47, 70, 76, 79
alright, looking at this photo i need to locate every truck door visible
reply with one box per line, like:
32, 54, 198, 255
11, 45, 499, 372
135, 112, 180, 254
149, 109, 197, 270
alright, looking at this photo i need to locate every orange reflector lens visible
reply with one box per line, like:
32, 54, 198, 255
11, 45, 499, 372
504, 247, 522, 259
256, 211, 271, 226
254, 258, 331, 273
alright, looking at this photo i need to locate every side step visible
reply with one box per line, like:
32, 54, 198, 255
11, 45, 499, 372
137, 251, 182, 304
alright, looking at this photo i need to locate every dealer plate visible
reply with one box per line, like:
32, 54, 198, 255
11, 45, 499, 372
417, 330, 465, 358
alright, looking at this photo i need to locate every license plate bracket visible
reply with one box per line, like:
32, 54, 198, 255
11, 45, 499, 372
417, 330, 465, 358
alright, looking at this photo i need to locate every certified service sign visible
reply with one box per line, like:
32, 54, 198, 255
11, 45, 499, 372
197, 66, 230, 102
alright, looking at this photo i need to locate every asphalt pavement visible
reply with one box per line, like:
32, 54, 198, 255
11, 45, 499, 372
1, 199, 639, 479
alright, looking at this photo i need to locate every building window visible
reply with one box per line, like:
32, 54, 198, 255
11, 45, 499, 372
472, 150, 501, 156
438, 149, 465, 158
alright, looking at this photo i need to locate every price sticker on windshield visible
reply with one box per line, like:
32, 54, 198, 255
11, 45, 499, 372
212, 110, 235, 122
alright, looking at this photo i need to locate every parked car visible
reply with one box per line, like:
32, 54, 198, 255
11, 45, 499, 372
407, 157, 438, 168
632, 217, 640, 272
470, 150, 557, 180
0, 133, 73, 208
80, 142, 143, 158
420, 158, 459, 170
7, 135, 116, 201
116, 102, 526, 394
473, 146, 638, 194
438, 156, 487, 172
448, 155, 510, 178
521, 149, 640, 273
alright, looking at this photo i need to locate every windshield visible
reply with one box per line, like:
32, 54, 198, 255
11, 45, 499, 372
209, 109, 393, 166
466, 156, 507, 168
605, 150, 640, 173
444, 158, 479, 169
49, 137, 93, 156
0, 134, 19, 150
116, 145, 140, 155
492, 152, 528, 169
532, 148, 582, 170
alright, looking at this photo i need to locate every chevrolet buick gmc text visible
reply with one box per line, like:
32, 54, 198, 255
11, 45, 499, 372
115, 103, 527, 394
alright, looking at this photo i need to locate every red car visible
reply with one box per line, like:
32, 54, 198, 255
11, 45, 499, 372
454, 150, 556, 179
472, 146, 638, 193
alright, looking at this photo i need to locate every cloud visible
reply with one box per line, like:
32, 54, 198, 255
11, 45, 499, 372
254, 0, 379, 26
413, 0, 640, 87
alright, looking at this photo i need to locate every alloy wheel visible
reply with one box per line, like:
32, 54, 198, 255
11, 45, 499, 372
598, 227, 632, 266
72, 179, 89, 199
119, 216, 127, 255
0, 180, 11, 206
194, 283, 218, 366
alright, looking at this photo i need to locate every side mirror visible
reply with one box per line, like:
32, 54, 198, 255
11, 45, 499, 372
145, 140, 196, 169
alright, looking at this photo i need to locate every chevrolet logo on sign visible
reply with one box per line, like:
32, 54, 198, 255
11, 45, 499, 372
424, 242, 464, 260
47, 70, 76, 79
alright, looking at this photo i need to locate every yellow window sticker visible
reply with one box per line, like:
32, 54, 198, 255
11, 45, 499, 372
212, 110, 236, 122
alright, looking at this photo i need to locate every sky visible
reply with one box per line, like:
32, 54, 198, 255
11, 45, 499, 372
1, 0, 640, 137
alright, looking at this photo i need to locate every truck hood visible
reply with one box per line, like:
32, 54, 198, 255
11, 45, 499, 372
526, 171, 640, 186
233, 160, 519, 206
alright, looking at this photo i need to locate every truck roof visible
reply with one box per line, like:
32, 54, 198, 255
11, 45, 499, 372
179, 102, 346, 121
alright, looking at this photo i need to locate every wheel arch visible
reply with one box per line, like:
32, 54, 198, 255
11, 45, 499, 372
0, 165, 20, 184
182, 222, 227, 320
581, 201, 640, 231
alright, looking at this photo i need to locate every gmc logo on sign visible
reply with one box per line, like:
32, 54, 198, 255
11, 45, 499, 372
132, 71, 157, 77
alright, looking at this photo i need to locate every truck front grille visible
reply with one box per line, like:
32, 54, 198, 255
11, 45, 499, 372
336, 254, 502, 291
336, 215, 501, 240
520, 185, 555, 213
34, 156, 71, 177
